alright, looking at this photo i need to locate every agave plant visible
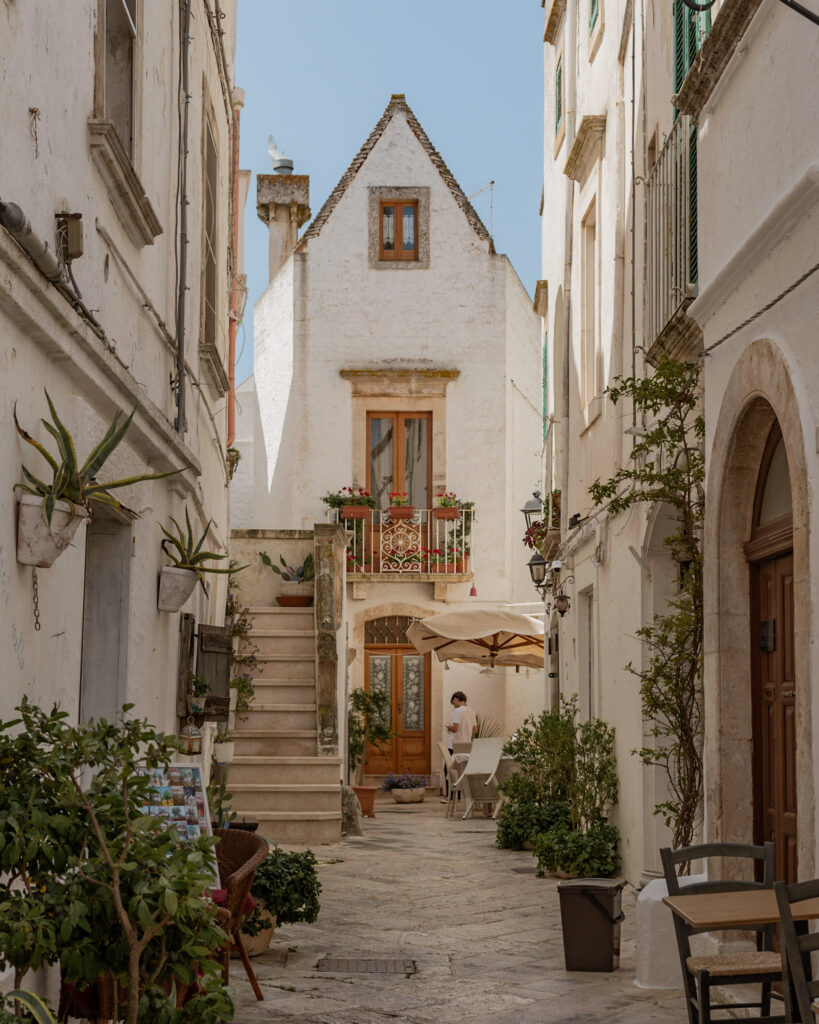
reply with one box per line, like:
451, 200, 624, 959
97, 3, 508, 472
160, 507, 239, 587
14, 391, 181, 524
3, 990, 57, 1023
259, 551, 315, 582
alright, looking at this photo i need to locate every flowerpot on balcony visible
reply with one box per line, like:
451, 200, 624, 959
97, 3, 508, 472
341, 505, 368, 520
352, 785, 377, 818
276, 580, 314, 607
388, 506, 415, 520
16, 493, 88, 567
433, 506, 460, 521
157, 566, 198, 611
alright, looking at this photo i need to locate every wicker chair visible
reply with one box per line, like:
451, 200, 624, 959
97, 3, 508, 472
213, 827, 270, 1001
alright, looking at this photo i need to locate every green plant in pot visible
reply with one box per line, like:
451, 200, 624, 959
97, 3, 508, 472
260, 550, 315, 607
381, 771, 428, 804
14, 391, 181, 568
347, 687, 393, 816
188, 673, 210, 715
240, 848, 321, 957
158, 507, 241, 612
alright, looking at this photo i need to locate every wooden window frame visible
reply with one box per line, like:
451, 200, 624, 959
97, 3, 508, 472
365, 411, 433, 509
379, 200, 419, 262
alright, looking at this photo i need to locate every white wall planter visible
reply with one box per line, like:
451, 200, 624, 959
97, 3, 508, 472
16, 493, 88, 567
212, 741, 235, 763
157, 566, 198, 611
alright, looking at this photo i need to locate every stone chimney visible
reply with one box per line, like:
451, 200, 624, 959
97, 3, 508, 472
256, 172, 310, 282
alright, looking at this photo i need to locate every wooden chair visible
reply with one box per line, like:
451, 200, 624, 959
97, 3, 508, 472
774, 876, 819, 1022
213, 827, 270, 1001
661, 842, 784, 1024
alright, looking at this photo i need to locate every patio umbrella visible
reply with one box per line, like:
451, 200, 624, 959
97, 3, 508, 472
406, 608, 545, 669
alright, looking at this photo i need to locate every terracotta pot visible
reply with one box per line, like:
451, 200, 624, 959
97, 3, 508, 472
16, 493, 88, 567
237, 902, 277, 957
433, 506, 461, 520
157, 566, 198, 611
352, 785, 377, 817
276, 594, 314, 607
388, 505, 415, 520
340, 504, 369, 519
277, 580, 314, 606
391, 788, 425, 803
430, 559, 468, 574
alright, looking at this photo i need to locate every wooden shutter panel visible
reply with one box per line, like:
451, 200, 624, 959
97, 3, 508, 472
176, 613, 196, 718
198, 624, 232, 718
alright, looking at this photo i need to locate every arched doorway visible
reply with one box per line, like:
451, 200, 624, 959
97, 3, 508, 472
364, 615, 431, 775
746, 424, 796, 882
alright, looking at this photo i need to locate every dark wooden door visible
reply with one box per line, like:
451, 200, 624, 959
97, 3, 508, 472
754, 552, 797, 883
364, 646, 430, 775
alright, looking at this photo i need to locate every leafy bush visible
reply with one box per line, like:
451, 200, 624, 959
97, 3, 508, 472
495, 800, 571, 851
532, 822, 620, 878
243, 849, 321, 936
501, 699, 577, 806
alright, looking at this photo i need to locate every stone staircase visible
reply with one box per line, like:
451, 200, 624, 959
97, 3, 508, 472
227, 606, 342, 844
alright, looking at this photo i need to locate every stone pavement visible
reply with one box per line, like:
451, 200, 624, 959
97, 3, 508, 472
231, 799, 688, 1023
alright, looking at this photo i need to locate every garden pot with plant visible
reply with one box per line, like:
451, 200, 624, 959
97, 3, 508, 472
381, 771, 428, 803
260, 550, 315, 606
321, 486, 377, 521
347, 687, 393, 817
188, 673, 210, 715
433, 490, 464, 521
14, 392, 181, 568
239, 847, 321, 957
388, 491, 414, 519
158, 507, 240, 612
212, 731, 235, 764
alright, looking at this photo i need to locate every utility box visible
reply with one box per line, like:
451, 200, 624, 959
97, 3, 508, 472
557, 877, 626, 972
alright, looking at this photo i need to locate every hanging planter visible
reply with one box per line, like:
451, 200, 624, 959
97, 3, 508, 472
16, 494, 88, 567
433, 506, 460, 521
389, 505, 415, 520
157, 566, 198, 612
212, 738, 235, 763
340, 505, 368, 520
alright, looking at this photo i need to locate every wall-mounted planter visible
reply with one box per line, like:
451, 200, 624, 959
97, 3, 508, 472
388, 506, 415, 520
340, 505, 368, 520
188, 696, 206, 715
276, 580, 314, 607
212, 740, 235, 763
157, 566, 198, 612
16, 494, 88, 567
433, 506, 461, 521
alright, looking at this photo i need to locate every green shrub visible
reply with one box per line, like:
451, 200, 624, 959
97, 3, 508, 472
501, 699, 577, 806
532, 822, 620, 878
243, 848, 321, 936
495, 800, 571, 851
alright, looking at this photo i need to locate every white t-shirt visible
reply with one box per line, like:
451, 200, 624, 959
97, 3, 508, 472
449, 704, 477, 748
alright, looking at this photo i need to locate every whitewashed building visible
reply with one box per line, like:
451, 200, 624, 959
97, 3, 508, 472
0, 1, 245, 733
232, 94, 543, 801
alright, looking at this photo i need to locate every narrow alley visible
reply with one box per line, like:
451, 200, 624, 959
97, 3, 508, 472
232, 802, 687, 1023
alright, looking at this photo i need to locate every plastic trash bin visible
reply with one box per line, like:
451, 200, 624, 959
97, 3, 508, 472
557, 877, 626, 971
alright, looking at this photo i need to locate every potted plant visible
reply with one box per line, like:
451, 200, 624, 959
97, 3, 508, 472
321, 486, 377, 520
158, 507, 239, 611
381, 771, 429, 804
433, 490, 463, 520
347, 687, 393, 817
212, 730, 235, 764
189, 674, 210, 714
13, 391, 181, 567
259, 550, 315, 606
388, 491, 414, 519
240, 848, 321, 957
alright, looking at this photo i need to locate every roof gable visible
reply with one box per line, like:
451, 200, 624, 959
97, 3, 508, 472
299, 94, 494, 252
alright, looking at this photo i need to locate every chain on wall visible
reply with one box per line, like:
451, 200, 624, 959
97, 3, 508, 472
32, 568, 41, 631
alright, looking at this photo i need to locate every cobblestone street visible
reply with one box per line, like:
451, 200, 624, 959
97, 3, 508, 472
232, 800, 688, 1023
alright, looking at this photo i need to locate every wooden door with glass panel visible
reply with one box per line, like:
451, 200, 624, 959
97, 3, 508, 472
363, 617, 430, 775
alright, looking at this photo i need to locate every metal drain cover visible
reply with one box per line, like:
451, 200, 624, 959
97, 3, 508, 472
316, 956, 416, 975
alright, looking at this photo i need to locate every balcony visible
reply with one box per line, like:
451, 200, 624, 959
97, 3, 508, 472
645, 114, 703, 363
328, 507, 475, 581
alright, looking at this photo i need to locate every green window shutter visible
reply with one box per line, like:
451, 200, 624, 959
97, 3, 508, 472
673, 0, 686, 95
542, 332, 549, 440
555, 58, 563, 134
590, 0, 599, 31
688, 127, 698, 285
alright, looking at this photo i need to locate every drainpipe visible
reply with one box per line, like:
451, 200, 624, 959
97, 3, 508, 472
0, 201, 62, 281
227, 90, 243, 448
175, 0, 192, 435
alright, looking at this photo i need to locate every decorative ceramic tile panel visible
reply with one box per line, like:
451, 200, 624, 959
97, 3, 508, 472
402, 654, 424, 731
368, 654, 392, 724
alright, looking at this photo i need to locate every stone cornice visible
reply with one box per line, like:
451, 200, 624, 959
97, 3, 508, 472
340, 368, 460, 397
544, 0, 566, 44
563, 115, 607, 182
88, 119, 162, 247
645, 302, 703, 367
674, 0, 763, 120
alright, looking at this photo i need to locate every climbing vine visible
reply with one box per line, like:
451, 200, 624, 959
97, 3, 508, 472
589, 355, 704, 852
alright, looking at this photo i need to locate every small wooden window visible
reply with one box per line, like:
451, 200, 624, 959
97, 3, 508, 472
105, 0, 137, 155
379, 200, 418, 261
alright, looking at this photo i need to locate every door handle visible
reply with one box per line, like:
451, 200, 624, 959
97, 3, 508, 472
782, 690, 796, 698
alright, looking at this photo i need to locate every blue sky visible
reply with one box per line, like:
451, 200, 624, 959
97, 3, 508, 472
234, 0, 544, 384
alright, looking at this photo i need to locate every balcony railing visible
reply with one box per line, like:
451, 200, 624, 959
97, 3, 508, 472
328, 507, 474, 577
646, 114, 697, 348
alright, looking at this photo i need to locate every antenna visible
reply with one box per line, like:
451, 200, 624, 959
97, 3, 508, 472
468, 180, 495, 237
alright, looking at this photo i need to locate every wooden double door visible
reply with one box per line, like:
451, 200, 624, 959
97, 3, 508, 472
752, 551, 797, 883
364, 646, 430, 776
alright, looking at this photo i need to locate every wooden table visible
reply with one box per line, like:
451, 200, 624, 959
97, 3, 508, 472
663, 890, 819, 929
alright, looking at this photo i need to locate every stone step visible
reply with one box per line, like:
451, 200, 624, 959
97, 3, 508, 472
250, 811, 342, 846
251, 679, 316, 704
229, 783, 341, 813
248, 654, 315, 681
228, 755, 341, 786
233, 730, 318, 757
244, 630, 315, 656
234, 704, 317, 731
248, 607, 315, 631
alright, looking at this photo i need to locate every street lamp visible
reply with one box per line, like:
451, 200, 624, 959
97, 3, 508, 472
521, 493, 543, 531
527, 551, 549, 592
